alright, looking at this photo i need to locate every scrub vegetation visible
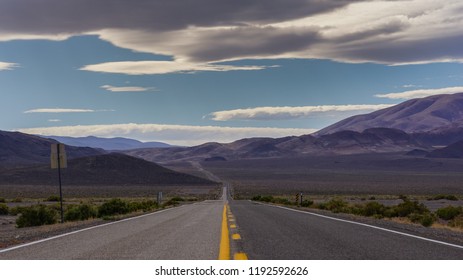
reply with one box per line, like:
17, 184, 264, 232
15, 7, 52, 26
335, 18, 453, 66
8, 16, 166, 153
252, 195, 463, 229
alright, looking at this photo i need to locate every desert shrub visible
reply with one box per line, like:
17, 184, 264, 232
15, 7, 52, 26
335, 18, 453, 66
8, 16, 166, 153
429, 194, 459, 201
8, 206, 24, 216
323, 198, 349, 213
163, 196, 187, 207
409, 213, 436, 227
260, 196, 274, 203
12, 198, 23, 203
0, 204, 8, 215
449, 214, 463, 228
273, 197, 292, 205
65, 204, 97, 221
16, 205, 57, 228
436, 206, 463, 221
128, 200, 158, 212
361, 202, 388, 217
45, 195, 60, 202
0, 197, 5, 203
392, 200, 429, 217
369, 196, 376, 200
170, 197, 185, 202
97, 199, 129, 217
300, 200, 314, 207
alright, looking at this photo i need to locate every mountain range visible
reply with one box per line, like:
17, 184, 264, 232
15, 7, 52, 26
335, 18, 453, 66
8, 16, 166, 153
46, 136, 172, 150
124, 93, 463, 162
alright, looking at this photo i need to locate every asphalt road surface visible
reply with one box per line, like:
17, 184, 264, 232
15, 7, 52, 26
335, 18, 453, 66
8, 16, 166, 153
229, 200, 463, 259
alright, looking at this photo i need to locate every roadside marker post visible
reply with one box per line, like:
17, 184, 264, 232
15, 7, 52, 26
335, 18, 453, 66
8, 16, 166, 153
157, 192, 163, 206
295, 192, 303, 206
51, 143, 67, 223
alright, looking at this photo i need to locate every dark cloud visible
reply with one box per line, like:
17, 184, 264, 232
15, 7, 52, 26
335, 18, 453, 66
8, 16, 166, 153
334, 34, 463, 64
0, 0, 358, 34
186, 26, 320, 62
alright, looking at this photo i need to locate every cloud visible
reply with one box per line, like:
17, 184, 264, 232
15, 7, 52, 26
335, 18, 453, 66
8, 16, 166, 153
0, 0, 355, 34
48, 119, 61, 122
23, 108, 114, 113
82, 60, 275, 75
375, 86, 463, 100
0, 62, 18, 70
18, 123, 317, 146
101, 85, 155, 92
207, 104, 396, 121
2, 1, 463, 66
24, 108, 95, 113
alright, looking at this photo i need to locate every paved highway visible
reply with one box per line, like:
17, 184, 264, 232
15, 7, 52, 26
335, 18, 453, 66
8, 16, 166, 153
229, 200, 463, 259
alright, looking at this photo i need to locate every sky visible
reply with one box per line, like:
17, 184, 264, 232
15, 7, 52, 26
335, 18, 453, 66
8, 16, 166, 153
1, 0, 463, 146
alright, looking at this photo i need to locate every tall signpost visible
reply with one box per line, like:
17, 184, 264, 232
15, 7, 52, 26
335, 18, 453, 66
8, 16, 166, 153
51, 143, 67, 223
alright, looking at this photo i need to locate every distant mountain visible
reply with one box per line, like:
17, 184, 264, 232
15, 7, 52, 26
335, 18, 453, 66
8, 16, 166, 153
46, 136, 172, 151
124, 127, 425, 163
316, 93, 463, 136
0, 153, 216, 186
0, 130, 103, 167
427, 140, 463, 158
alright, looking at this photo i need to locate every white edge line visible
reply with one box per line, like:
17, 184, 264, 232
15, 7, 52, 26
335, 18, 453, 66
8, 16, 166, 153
253, 201, 463, 250
0, 204, 189, 254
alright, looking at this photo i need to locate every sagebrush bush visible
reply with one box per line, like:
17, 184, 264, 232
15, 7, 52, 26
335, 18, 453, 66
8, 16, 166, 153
323, 198, 349, 213
12, 198, 23, 203
362, 202, 387, 217
16, 205, 57, 228
0, 197, 5, 203
97, 198, 129, 217
409, 213, 436, 227
128, 200, 158, 212
429, 194, 459, 201
300, 200, 314, 207
0, 203, 8, 215
170, 197, 185, 202
392, 200, 429, 217
45, 195, 60, 202
65, 204, 97, 221
449, 214, 463, 228
436, 206, 463, 221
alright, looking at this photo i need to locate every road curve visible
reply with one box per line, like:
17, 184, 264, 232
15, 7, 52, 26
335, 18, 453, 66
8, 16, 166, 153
229, 200, 463, 259
0, 200, 224, 260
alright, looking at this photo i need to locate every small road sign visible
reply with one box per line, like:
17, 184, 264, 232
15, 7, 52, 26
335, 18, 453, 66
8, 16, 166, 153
51, 143, 67, 169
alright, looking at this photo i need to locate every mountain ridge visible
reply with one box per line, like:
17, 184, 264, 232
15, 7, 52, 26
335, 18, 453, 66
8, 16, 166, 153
46, 135, 172, 151
315, 92, 463, 135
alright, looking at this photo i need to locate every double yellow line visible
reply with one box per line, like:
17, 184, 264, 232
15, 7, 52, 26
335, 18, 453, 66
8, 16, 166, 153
218, 203, 248, 260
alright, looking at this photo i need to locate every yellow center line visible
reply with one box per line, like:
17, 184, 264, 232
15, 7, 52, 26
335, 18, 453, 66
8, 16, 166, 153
230, 224, 237, 229
218, 204, 230, 260
232, 233, 241, 240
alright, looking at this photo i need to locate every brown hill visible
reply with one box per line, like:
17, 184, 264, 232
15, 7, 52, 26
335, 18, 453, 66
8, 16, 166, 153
0, 130, 103, 167
315, 93, 463, 135
0, 153, 216, 186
